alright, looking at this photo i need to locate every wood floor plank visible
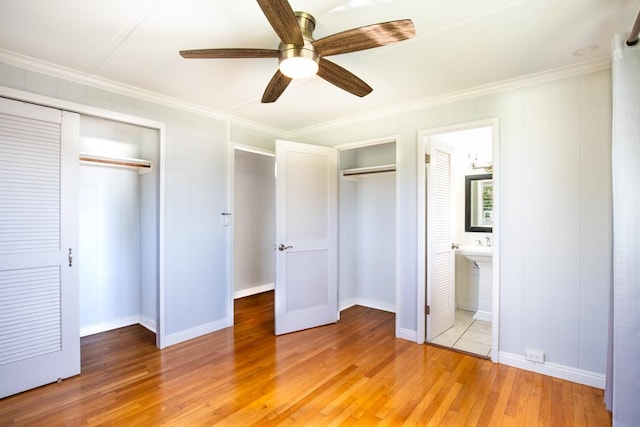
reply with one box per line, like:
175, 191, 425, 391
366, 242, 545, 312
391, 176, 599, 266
0, 291, 610, 426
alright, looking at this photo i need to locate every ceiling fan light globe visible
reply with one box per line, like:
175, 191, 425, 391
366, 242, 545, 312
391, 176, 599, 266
280, 56, 318, 79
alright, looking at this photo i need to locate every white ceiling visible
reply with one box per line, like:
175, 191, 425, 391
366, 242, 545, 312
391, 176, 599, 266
0, 0, 637, 132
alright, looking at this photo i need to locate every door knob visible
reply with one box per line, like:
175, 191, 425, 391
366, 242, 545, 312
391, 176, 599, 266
451, 243, 459, 250
278, 244, 293, 251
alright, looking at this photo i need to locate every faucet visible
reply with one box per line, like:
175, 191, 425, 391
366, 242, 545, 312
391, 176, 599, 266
485, 236, 492, 247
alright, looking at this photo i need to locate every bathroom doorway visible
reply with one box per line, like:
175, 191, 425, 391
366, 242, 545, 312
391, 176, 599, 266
416, 119, 499, 361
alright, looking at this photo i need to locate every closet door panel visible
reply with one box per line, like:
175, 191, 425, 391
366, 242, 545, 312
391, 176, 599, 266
0, 97, 79, 398
275, 140, 338, 335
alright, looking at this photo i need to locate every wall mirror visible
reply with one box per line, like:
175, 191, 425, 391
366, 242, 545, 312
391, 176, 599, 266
465, 174, 493, 232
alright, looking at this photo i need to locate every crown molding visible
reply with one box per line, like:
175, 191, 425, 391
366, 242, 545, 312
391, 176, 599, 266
288, 56, 612, 138
0, 48, 610, 138
0, 48, 284, 137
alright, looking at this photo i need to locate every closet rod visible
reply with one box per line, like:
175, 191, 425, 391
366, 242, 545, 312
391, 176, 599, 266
342, 164, 396, 177
79, 155, 151, 168
343, 169, 395, 177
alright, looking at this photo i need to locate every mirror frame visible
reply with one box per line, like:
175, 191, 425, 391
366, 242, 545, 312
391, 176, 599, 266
465, 173, 493, 233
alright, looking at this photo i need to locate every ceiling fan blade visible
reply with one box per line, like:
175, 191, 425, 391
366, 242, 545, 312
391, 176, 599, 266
313, 19, 415, 57
180, 48, 278, 59
256, 0, 303, 45
261, 69, 292, 103
317, 58, 372, 98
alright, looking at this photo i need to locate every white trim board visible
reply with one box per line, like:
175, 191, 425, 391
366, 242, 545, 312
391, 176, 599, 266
397, 328, 418, 342
351, 298, 396, 314
498, 352, 606, 390
80, 315, 157, 337
234, 283, 275, 299
339, 298, 357, 312
164, 318, 232, 348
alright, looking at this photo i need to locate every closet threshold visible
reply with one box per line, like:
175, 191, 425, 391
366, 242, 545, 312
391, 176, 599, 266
341, 164, 396, 177
79, 152, 154, 174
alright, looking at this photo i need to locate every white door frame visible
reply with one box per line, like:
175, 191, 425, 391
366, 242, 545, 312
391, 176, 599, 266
416, 119, 500, 362
226, 143, 275, 324
335, 135, 402, 338
0, 86, 168, 349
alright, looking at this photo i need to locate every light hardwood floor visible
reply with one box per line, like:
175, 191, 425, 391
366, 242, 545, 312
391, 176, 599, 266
0, 291, 610, 426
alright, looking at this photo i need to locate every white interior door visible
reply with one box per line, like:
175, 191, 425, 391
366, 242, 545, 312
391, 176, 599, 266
426, 139, 455, 341
0, 97, 80, 398
274, 139, 338, 335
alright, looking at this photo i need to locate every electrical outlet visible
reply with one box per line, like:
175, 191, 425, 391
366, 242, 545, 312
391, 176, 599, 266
525, 349, 545, 363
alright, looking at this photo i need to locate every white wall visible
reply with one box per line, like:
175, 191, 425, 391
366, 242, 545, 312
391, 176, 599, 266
297, 70, 612, 381
354, 173, 396, 312
79, 165, 141, 331
339, 178, 357, 309
233, 149, 275, 296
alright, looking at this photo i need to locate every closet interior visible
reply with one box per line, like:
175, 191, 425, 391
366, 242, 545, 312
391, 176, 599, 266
339, 141, 396, 313
78, 116, 159, 337
233, 148, 276, 299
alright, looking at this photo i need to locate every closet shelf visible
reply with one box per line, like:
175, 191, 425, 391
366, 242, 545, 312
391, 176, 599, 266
79, 152, 154, 174
341, 164, 396, 177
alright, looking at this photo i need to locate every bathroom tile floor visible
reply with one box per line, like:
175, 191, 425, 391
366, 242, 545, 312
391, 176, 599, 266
430, 309, 492, 358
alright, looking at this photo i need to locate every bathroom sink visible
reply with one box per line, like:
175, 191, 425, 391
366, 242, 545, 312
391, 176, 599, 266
457, 245, 493, 263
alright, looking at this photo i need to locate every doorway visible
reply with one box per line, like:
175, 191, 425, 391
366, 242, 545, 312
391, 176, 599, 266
337, 137, 398, 330
229, 138, 400, 335
231, 146, 276, 318
77, 115, 160, 342
417, 120, 499, 361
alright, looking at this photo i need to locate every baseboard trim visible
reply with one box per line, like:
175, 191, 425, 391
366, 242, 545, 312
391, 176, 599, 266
498, 351, 606, 389
80, 316, 140, 337
234, 283, 274, 299
339, 298, 357, 311
397, 328, 417, 342
472, 310, 492, 322
456, 303, 478, 312
139, 315, 157, 334
352, 298, 396, 313
164, 318, 232, 348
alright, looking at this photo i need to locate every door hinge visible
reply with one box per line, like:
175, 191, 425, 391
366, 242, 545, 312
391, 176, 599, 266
425, 305, 430, 315
425, 154, 431, 164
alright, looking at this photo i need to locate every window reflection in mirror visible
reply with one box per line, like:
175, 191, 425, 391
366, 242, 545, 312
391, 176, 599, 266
465, 174, 493, 232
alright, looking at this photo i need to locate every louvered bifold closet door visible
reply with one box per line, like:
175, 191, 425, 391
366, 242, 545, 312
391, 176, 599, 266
0, 97, 79, 399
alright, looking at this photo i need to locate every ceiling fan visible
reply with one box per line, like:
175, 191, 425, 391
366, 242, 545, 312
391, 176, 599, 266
179, 0, 415, 103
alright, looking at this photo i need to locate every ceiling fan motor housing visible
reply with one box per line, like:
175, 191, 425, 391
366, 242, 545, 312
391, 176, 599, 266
278, 12, 319, 78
